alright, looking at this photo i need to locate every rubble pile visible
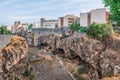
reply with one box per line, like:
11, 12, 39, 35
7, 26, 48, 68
38, 34, 120, 80
0, 36, 30, 80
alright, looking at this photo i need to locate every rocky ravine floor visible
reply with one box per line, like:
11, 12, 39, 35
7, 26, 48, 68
27, 47, 75, 80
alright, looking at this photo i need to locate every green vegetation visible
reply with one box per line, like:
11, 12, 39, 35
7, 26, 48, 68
69, 22, 80, 32
77, 66, 87, 74
86, 22, 115, 41
103, 0, 120, 26
69, 22, 87, 33
77, 76, 84, 80
14, 76, 20, 80
79, 26, 88, 33
74, 73, 84, 80
28, 24, 33, 30
0, 25, 11, 35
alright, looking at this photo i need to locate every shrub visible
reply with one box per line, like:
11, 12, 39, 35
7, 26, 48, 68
77, 76, 84, 80
69, 22, 80, 32
77, 66, 87, 74
79, 26, 88, 33
86, 22, 115, 41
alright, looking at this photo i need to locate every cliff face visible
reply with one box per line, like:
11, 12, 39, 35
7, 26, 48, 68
0, 36, 30, 80
38, 34, 120, 80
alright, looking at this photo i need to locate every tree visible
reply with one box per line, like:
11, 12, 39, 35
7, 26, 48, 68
69, 22, 80, 32
103, 0, 120, 26
0, 25, 11, 35
28, 24, 33, 30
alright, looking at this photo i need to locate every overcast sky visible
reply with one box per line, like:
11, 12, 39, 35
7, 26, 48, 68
0, 0, 105, 26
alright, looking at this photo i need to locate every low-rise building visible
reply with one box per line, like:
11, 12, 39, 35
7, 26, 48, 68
33, 21, 41, 28
33, 18, 58, 29
58, 14, 78, 27
43, 20, 58, 28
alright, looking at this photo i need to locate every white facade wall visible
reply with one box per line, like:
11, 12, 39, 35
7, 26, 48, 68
33, 22, 41, 28
80, 13, 89, 26
7, 26, 11, 31
43, 21, 58, 29
58, 14, 78, 27
11, 26, 16, 34
80, 8, 107, 27
63, 16, 68, 27
91, 8, 106, 24
58, 18, 61, 27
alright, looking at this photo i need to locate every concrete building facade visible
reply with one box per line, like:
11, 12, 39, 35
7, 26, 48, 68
91, 8, 108, 24
80, 12, 90, 27
80, 8, 108, 27
58, 14, 78, 27
33, 21, 41, 28
11, 21, 21, 34
33, 18, 58, 29
43, 20, 58, 29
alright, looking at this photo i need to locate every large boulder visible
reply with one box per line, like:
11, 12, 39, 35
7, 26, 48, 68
0, 36, 30, 80
38, 34, 120, 80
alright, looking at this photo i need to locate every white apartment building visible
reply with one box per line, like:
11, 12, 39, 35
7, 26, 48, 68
43, 20, 58, 29
33, 21, 41, 28
80, 8, 108, 27
91, 8, 108, 24
80, 12, 90, 27
58, 14, 78, 27
33, 18, 58, 29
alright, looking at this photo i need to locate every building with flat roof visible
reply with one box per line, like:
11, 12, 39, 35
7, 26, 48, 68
43, 20, 58, 29
58, 14, 78, 27
80, 8, 108, 27
33, 18, 58, 29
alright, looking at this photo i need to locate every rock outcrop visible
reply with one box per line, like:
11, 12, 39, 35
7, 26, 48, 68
38, 34, 120, 80
0, 36, 30, 80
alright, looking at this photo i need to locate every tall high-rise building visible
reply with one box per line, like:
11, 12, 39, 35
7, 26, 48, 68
80, 8, 108, 27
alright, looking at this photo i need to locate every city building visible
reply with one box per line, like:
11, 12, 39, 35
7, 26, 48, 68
43, 20, 58, 28
58, 14, 78, 27
80, 12, 91, 27
33, 18, 58, 29
80, 8, 108, 27
17, 22, 30, 31
33, 21, 41, 28
11, 21, 21, 34
7, 26, 12, 31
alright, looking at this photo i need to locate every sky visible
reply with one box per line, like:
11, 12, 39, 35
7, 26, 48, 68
0, 0, 105, 26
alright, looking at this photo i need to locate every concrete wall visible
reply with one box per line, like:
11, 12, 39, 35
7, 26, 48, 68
80, 8, 107, 27
91, 8, 106, 24
80, 13, 89, 26
0, 35, 13, 49
63, 16, 68, 27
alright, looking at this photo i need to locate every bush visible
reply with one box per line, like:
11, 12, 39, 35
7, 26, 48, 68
79, 26, 88, 33
86, 22, 115, 41
77, 66, 87, 74
69, 22, 80, 32
77, 76, 84, 80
